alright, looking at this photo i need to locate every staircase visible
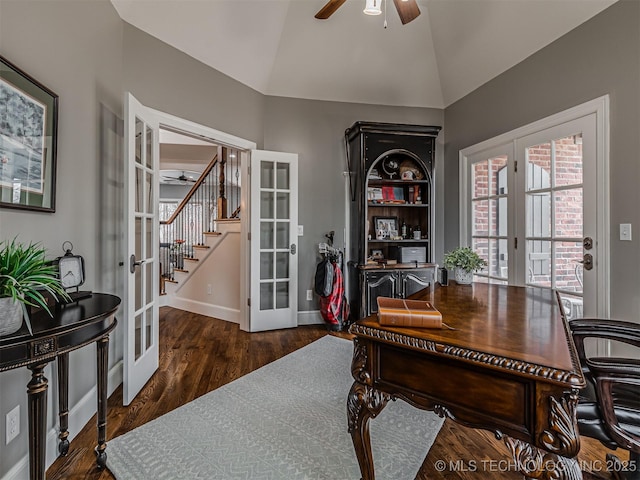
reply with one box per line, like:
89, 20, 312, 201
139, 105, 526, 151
160, 149, 241, 297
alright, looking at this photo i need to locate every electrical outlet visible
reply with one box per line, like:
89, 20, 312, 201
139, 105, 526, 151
207, 284, 212, 295
6, 405, 19, 444
306, 289, 313, 301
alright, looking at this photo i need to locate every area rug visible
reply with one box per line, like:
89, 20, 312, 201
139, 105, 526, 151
106, 336, 444, 479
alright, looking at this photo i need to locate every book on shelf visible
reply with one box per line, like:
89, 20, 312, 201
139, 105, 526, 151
377, 297, 443, 328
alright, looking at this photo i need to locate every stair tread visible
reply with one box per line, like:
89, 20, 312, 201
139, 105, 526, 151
174, 268, 189, 273
203, 232, 222, 236
165, 279, 178, 284
183, 257, 199, 261
193, 245, 211, 249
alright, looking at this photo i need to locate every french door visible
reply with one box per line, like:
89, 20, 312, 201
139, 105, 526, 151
249, 150, 298, 331
516, 115, 598, 317
462, 98, 609, 319
123, 93, 160, 405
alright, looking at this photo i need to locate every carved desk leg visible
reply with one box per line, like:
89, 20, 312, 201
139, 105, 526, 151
27, 362, 49, 480
95, 335, 110, 469
503, 390, 583, 480
503, 437, 582, 480
57, 352, 70, 456
347, 381, 391, 480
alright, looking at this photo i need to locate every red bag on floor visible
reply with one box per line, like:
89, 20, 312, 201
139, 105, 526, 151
319, 262, 348, 329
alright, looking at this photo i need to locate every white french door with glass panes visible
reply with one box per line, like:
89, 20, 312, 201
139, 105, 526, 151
467, 144, 515, 284
249, 150, 298, 331
461, 97, 609, 319
124, 92, 160, 405
516, 115, 598, 317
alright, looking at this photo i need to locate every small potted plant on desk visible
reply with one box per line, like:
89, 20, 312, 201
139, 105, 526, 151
0, 238, 70, 336
443, 246, 487, 285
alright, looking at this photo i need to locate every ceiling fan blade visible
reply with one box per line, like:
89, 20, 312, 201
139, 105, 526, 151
393, 0, 420, 25
315, 0, 347, 19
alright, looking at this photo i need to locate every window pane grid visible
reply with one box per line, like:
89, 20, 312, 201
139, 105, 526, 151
471, 156, 508, 282
525, 134, 583, 295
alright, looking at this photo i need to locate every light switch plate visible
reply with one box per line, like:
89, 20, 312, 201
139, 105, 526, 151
620, 223, 632, 241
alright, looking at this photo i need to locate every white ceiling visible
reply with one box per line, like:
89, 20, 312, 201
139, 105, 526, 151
112, 0, 616, 108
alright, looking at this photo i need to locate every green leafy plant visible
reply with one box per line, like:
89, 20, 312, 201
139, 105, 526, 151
0, 238, 71, 333
443, 246, 487, 273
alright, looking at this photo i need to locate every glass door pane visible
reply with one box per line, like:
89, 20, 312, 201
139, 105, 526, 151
259, 160, 290, 311
470, 155, 508, 283
525, 134, 584, 303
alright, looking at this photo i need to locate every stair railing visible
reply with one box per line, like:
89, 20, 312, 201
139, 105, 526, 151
160, 155, 218, 288
159, 148, 242, 293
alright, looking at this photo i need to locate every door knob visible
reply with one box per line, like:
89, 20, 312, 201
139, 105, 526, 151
578, 253, 593, 271
290, 244, 297, 255
130, 254, 145, 273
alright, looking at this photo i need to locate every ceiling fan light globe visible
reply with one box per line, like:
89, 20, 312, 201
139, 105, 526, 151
363, 0, 382, 15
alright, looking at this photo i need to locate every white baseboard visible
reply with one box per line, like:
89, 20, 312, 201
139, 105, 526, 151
169, 297, 240, 324
297, 310, 324, 326
2, 361, 123, 480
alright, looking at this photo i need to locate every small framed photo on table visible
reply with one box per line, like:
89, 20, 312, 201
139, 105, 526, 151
374, 216, 397, 240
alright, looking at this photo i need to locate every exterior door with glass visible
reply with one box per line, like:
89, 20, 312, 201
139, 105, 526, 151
517, 114, 599, 318
465, 103, 607, 320
123, 93, 160, 405
249, 150, 298, 331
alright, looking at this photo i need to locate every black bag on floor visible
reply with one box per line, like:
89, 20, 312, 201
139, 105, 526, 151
314, 258, 334, 297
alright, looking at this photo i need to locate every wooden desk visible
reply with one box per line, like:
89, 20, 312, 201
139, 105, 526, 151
0, 293, 120, 480
348, 283, 586, 480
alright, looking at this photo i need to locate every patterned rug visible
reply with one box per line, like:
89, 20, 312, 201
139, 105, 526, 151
106, 336, 444, 479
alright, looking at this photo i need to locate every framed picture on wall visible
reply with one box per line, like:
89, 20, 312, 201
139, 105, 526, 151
0, 54, 58, 212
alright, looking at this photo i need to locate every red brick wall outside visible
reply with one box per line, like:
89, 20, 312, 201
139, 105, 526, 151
471, 137, 583, 290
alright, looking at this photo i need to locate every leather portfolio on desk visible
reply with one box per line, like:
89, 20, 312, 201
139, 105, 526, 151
377, 297, 442, 328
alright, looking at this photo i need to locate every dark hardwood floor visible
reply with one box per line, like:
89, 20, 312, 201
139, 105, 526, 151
47, 307, 626, 479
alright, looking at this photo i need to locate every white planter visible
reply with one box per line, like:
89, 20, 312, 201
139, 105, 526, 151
454, 268, 474, 285
0, 297, 23, 336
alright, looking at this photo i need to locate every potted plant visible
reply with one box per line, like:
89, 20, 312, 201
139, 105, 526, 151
443, 246, 487, 285
0, 238, 70, 336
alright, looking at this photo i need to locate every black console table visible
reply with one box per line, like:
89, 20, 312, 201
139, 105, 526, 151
0, 293, 120, 480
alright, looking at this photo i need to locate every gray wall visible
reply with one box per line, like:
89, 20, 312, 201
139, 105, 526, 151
0, 0, 124, 475
443, 0, 640, 320
1, 0, 637, 475
122, 24, 265, 148
121, 24, 446, 313
263, 96, 443, 310
0, 3, 443, 475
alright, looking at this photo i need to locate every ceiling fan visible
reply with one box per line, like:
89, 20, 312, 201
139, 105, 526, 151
161, 171, 198, 184
315, 0, 420, 25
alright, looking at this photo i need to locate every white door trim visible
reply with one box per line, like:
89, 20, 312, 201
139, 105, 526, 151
142, 110, 257, 333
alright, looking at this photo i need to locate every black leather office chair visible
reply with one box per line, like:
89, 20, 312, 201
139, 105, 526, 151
569, 317, 640, 480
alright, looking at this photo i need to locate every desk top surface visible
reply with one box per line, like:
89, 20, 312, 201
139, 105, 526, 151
351, 282, 584, 387
0, 293, 121, 344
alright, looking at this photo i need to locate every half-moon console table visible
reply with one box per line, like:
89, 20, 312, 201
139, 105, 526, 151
0, 293, 120, 480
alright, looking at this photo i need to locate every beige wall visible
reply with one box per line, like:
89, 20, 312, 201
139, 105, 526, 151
169, 221, 241, 322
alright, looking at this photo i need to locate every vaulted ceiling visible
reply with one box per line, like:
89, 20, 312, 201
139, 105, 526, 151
111, 0, 616, 108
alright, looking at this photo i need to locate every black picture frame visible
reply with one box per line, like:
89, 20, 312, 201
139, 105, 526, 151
0, 54, 58, 212
374, 216, 398, 240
